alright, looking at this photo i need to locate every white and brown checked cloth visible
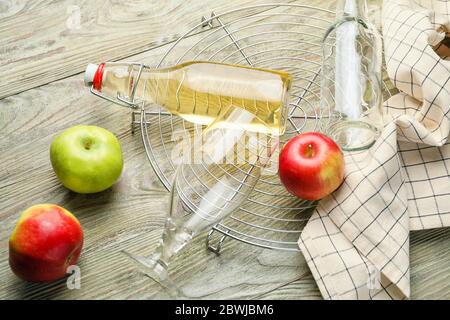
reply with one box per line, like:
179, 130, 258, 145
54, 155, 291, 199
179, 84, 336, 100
298, 0, 450, 300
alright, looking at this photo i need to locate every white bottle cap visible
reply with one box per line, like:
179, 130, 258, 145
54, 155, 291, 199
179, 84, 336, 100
84, 63, 99, 87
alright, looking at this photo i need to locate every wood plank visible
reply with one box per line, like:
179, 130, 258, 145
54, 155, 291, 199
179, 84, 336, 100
0, 0, 298, 100
1, 0, 450, 300
410, 228, 450, 300
252, 273, 322, 300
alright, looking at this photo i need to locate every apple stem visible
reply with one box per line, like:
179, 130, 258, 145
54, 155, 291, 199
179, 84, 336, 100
84, 139, 92, 150
306, 144, 314, 157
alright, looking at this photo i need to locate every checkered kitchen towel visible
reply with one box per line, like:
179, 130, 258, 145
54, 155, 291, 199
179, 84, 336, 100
298, 0, 450, 300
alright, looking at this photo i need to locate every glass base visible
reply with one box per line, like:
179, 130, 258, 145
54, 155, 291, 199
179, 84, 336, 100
122, 250, 187, 299
328, 120, 380, 151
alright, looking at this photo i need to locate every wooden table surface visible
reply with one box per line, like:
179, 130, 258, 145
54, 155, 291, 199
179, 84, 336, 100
1, 0, 450, 300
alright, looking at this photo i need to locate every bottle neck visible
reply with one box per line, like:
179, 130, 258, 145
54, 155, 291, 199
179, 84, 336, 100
336, 0, 368, 19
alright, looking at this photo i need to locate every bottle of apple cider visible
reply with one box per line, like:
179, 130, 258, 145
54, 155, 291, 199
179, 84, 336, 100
84, 61, 291, 135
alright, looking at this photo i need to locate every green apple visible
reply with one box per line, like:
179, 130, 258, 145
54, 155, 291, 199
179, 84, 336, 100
50, 125, 123, 193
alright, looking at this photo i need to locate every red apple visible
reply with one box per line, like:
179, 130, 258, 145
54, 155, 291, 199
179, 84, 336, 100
279, 132, 345, 201
9, 204, 83, 282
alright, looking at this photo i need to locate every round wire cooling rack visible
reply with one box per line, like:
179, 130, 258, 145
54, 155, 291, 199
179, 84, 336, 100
131, 3, 396, 254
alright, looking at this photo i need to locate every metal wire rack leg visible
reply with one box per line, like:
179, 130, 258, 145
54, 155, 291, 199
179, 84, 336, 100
206, 229, 229, 255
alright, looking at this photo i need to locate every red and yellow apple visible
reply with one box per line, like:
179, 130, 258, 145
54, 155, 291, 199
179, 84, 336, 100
9, 204, 84, 282
279, 132, 345, 201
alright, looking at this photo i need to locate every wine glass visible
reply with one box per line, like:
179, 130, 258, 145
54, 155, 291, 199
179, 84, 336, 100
123, 106, 280, 298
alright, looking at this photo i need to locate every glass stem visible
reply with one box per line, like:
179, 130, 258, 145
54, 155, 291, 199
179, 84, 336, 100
122, 247, 186, 299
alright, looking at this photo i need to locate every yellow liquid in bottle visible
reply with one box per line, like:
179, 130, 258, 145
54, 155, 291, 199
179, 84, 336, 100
101, 61, 291, 135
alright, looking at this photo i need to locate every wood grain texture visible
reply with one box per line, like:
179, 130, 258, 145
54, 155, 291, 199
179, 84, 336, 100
1, 0, 450, 300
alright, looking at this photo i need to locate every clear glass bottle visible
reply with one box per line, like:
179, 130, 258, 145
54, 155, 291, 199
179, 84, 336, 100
321, 0, 383, 151
84, 61, 291, 136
